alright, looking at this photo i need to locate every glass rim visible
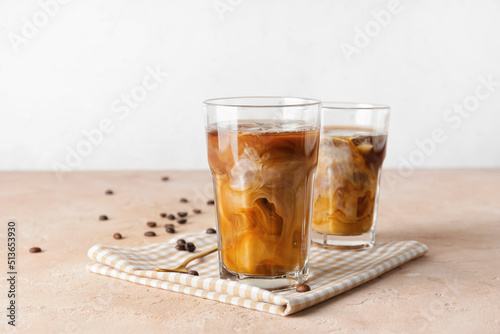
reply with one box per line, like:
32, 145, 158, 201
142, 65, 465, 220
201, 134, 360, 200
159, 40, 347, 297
322, 102, 390, 110
203, 96, 322, 108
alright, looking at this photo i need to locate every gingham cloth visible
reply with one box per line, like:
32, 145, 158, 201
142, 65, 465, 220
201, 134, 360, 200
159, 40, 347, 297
86, 232, 428, 316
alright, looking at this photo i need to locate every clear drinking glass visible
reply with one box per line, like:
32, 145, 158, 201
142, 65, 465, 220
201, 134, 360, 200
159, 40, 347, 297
204, 97, 321, 290
312, 102, 390, 249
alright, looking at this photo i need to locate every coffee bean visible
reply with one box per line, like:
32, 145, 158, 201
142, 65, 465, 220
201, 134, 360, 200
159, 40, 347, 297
113, 233, 122, 240
167, 214, 176, 220
206, 228, 216, 234
144, 231, 156, 237
207, 200, 215, 205
175, 244, 186, 251
146, 221, 157, 228
177, 212, 187, 217
177, 239, 186, 245
166, 226, 175, 234
99, 215, 108, 221
186, 242, 196, 252
160, 213, 167, 218
161, 176, 169, 181
29, 247, 42, 253
177, 218, 187, 224
180, 198, 188, 203
193, 209, 202, 214
296, 284, 311, 293
164, 223, 174, 228
105, 190, 113, 195
188, 270, 199, 276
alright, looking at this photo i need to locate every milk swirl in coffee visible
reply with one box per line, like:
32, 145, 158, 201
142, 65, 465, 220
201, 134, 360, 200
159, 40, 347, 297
312, 127, 387, 236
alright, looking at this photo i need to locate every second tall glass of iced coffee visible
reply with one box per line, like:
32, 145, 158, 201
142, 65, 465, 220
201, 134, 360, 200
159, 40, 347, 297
204, 97, 321, 290
312, 103, 390, 249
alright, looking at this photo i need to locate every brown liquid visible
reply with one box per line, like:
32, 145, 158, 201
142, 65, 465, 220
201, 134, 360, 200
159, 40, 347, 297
207, 121, 319, 276
312, 127, 387, 235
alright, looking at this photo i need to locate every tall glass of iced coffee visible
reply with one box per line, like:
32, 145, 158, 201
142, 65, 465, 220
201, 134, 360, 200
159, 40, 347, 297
204, 97, 321, 290
312, 103, 390, 249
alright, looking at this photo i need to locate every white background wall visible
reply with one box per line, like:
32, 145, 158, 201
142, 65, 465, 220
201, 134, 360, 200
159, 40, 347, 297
1, 0, 499, 171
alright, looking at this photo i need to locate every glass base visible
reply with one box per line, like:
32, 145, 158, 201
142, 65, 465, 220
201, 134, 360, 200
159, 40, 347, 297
220, 262, 309, 291
311, 229, 375, 250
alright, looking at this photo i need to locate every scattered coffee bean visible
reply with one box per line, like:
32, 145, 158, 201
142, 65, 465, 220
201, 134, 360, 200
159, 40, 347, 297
186, 242, 196, 252
144, 231, 156, 237
177, 239, 186, 245
146, 221, 157, 228
161, 176, 169, 181
177, 218, 187, 224
113, 233, 122, 240
105, 190, 114, 195
193, 209, 202, 214
99, 215, 108, 221
296, 284, 311, 293
177, 212, 187, 217
29, 247, 42, 253
188, 270, 199, 276
167, 214, 176, 220
166, 226, 175, 234
206, 228, 216, 234
160, 213, 167, 218
180, 198, 188, 203
207, 200, 215, 205
164, 223, 174, 228
175, 244, 186, 251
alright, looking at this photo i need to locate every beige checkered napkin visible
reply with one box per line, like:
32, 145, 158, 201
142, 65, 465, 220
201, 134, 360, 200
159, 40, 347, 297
86, 232, 428, 316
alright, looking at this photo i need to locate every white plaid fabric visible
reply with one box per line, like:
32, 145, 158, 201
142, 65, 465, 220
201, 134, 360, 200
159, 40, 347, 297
87, 232, 427, 316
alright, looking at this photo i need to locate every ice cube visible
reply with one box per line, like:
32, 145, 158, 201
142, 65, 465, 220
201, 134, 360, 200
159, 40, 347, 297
356, 143, 373, 155
277, 120, 307, 132
351, 136, 372, 147
237, 122, 264, 132
319, 137, 354, 164
229, 148, 263, 191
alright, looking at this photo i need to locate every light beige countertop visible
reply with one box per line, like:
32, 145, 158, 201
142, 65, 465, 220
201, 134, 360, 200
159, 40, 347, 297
1, 170, 499, 333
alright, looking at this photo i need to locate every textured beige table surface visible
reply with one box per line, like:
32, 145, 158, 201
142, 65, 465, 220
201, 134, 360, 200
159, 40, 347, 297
0, 170, 499, 334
